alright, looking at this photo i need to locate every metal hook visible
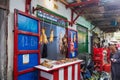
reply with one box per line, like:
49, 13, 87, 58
50, 20, 52, 30
42, 13, 45, 27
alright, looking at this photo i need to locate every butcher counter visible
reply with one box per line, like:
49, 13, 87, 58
35, 58, 83, 80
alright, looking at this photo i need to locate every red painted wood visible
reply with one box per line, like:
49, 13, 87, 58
53, 70, 59, 80
18, 30, 39, 36
14, 9, 41, 80
16, 9, 40, 20
18, 68, 35, 75
64, 67, 68, 80
78, 63, 81, 80
72, 65, 75, 80
38, 19, 41, 80
66, 28, 69, 57
38, 20, 41, 65
71, 9, 74, 26
40, 77, 48, 80
38, 62, 81, 80
66, 28, 78, 58
14, 9, 19, 80
18, 50, 39, 54
25, 0, 31, 13
66, 0, 99, 8
36, 61, 81, 72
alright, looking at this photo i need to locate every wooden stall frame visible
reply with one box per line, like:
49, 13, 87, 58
66, 28, 78, 58
14, 9, 41, 80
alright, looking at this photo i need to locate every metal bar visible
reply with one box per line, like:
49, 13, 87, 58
73, 11, 83, 23
66, 0, 99, 8
71, 10, 74, 23
70, 10, 74, 26
18, 30, 39, 36
18, 68, 35, 75
73, 14, 80, 23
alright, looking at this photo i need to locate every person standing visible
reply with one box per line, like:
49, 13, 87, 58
110, 45, 120, 80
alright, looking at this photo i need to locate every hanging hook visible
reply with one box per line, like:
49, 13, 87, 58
42, 13, 45, 27
50, 20, 52, 30
49, 20, 54, 43
58, 19, 61, 27
63, 21, 66, 28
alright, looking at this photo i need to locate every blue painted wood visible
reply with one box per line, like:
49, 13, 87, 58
18, 54, 38, 71
18, 34, 38, 50
18, 71, 38, 80
18, 14, 38, 33
17, 13, 39, 80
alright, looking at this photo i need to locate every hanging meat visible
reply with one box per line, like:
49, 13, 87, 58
39, 28, 48, 44
49, 29, 54, 43
42, 28, 48, 44
39, 33, 43, 44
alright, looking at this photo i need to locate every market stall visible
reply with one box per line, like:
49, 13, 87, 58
13, 6, 82, 80
35, 58, 83, 80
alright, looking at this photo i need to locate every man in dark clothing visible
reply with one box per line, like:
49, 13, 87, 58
110, 45, 120, 80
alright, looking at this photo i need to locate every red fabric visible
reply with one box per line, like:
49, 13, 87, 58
93, 48, 104, 71
103, 64, 111, 73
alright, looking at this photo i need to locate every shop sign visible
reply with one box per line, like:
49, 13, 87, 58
77, 26, 87, 33
37, 11, 66, 26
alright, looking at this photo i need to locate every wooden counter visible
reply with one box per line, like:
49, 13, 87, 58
35, 59, 83, 80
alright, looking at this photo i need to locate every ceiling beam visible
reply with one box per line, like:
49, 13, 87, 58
100, 27, 118, 32
97, 23, 120, 28
99, 26, 118, 29
88, 15, 120, 22
103, 30, 117, 33
95, 23, 111, 26
102, 27, 117, 30
66, 0, 99, 8
75, 3, 98, 11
